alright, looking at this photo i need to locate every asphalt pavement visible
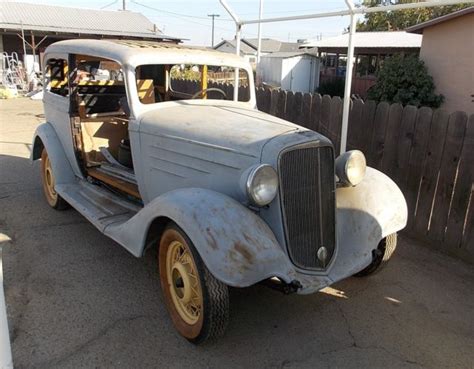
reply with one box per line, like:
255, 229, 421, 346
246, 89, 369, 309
1, 98, 473, 369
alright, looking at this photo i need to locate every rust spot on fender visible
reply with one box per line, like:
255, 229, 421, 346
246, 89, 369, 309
233, 242, 254, 264
206, 227, 218, 250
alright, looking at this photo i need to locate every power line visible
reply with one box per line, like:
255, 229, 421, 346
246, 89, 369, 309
130, 0, 233, 22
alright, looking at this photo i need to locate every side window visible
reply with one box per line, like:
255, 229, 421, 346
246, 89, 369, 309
73, 56, 126, 116
45, 58, 69, 97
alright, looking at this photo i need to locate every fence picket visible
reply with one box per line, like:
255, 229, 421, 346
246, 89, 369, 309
256, 87, 265, 111
269, 89, 279, 116
294, 92, 304, 125
262, 88, 272, 113
276, 90, 287, 119
329, 97, 343, 153
412, 109, 450, 238
285, 91, 296, 122
347, 99, 364, 151
381, 103, 403, 178
428, 111, 468, 242
301, 93, 313, 130
445, 114, 474, 249
360, 100, 377, 156
395, 105, 418, 189
368, 101, 390, 169
310, 93, 322, 132
405, 107, 433, 231
320, 95, 332, 141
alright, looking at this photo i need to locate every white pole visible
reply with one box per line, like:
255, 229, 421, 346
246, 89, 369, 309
340, 0, 356, 154
219, 0, 242, 102
240, 0, 472, 25
219, 0, 241, 24
0, 246, 13, 369
256, 0, 264, 63
234, 24, 241, 101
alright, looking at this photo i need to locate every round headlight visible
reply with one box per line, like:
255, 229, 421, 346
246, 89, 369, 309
246, 164, 279, 206
335, 150, 366, 187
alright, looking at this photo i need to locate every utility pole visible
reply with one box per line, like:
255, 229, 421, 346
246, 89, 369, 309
208, 14, 220, 47
122, 0, 126, 10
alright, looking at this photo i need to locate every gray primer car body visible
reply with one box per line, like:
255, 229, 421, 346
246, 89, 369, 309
31, 40, 408, 294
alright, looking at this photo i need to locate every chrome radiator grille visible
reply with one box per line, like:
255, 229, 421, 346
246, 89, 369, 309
279, 146, 336, 270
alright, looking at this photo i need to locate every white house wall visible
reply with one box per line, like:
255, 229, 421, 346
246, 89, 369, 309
281, 56, 300, 90
282, 55, 320, 93
259, 57, 282, 88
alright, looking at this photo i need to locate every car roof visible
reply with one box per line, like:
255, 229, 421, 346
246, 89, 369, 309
45, 39, 249, 69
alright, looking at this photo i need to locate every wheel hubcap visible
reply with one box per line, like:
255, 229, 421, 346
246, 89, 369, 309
166, 240, 202, 325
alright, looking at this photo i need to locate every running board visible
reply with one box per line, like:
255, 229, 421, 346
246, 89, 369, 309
55, 180, 141, 233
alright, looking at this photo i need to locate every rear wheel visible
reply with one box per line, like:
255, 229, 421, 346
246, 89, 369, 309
40, 148, 69, 210
354, 233, 397, 277
159, 224, 229, 344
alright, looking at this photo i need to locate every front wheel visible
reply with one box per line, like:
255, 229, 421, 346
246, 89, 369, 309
40, 148, 69, 210
354, 233, 397, 277
159, 224, 229, 344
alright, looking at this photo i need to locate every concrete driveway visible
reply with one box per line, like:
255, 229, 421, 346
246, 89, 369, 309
1, 98, 473, 369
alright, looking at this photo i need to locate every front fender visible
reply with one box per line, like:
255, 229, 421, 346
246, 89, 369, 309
104, 188, 296, 287
30, 123, 76, 184
329, 167, 408, 278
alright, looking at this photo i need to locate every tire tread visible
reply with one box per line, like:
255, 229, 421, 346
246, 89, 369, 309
354, 233, 398, 277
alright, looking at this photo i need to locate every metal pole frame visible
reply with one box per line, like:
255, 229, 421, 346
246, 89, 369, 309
0, 245, 13, 369
340, 0, 356, 154
220, 0, 242, 101
219, 0, 474, 153
234, 24, 242, 101
256, 0, 264, 64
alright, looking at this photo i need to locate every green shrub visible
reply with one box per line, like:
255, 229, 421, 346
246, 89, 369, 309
318, 78, 345, 97
367, 54, 444, 108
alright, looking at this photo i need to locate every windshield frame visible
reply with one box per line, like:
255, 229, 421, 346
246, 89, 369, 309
134, 62, 251, 104
124, 57, 256, 117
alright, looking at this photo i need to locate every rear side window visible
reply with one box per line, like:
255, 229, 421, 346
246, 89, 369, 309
45, 58, 69, 97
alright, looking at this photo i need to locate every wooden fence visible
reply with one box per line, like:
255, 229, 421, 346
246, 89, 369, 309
255, 87, 473, 262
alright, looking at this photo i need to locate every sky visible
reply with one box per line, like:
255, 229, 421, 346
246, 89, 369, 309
12, 0, 360, 46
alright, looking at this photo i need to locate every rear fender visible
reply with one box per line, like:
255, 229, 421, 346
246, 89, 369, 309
31, 123, 76, 184
105, 188, 296, 287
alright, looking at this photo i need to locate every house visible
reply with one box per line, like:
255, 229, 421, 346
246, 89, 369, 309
301, 31, 422, 98
214, 38, 299, 64
0, 1, 180, 74
407, 7, 474, 113
258, 51, 319, 93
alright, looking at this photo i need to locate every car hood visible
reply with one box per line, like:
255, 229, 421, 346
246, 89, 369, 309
138, 102, 300, 159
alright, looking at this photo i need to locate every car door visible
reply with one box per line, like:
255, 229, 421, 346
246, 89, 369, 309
43, 53, 83, 178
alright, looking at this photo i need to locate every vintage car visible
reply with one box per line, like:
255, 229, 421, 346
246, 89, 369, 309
31, 39, 407, 344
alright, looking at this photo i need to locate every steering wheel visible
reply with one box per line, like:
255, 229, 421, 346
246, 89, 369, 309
191, 88, 227, 100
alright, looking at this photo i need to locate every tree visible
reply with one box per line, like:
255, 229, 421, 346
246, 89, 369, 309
367, 54, 444, 107
356, 0, 471, 31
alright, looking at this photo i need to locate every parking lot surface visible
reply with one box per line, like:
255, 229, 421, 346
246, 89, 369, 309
1, 98, 473, 369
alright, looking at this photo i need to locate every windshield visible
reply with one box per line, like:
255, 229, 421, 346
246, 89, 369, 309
135, 63, 250, 104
